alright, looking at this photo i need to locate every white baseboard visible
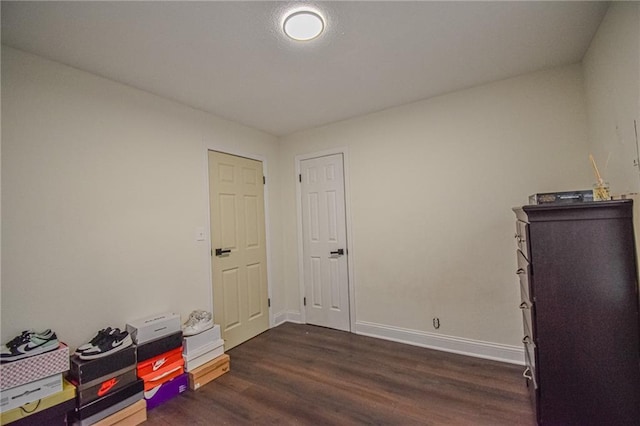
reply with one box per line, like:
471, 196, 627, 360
355, 320, 524, 365
273, 310, 303, 327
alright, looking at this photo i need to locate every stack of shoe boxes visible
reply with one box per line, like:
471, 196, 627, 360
66, 346, 144, 426
0, 344, 72, 425
183, 325, 230, 391
126, 313, 187, 410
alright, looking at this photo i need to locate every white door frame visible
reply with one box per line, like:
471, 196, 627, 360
204, 143, 274, 328
295, 147, 356, 332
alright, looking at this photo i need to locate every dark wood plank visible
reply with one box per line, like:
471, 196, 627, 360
146, 323, 535, 425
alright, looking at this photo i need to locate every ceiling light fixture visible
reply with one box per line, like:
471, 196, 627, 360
283, 10, 325, 41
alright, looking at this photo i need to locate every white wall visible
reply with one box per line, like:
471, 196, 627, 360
583, 2, 640, 195
1, 47, 283, 349
280, 65, 592, 359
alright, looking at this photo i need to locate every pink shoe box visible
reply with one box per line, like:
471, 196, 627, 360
0, 343, 69, 391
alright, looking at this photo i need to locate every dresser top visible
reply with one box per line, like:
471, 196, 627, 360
513, 199, 633, 223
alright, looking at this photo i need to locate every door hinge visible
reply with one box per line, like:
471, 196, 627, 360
299, 174, 302, 183
263, 175, 266, 185
303, 297, 306, 306
268, 298, 271, 308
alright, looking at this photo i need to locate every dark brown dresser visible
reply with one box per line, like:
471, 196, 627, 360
512, 200, 640, 425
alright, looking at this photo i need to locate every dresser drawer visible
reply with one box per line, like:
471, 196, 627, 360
515, 220, 530, 261
516, 250, 533, 303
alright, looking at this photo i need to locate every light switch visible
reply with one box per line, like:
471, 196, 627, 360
195, 227, 206, 241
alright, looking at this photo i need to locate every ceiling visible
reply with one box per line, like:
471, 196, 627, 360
1, 1, 608, 136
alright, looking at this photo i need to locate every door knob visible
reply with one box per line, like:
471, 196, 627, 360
329, 249, 345, 256
215, 248, 231, 256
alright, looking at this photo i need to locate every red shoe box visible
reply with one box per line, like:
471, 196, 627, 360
138, 358, 184, 392
136, 347, 182, 378
69, 366, 137, 407
68, 346, 136, 385
0, 343, 69, 391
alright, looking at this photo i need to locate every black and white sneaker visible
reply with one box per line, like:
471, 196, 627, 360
79, 330, 133, 360
1, 329, 59, 362
75, 327, 117, 356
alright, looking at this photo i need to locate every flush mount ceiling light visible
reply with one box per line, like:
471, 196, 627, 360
283, 10, 325, 41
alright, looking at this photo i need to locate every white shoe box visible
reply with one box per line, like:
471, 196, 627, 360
126, 313, 181, 344
0, 373, 62, 413
182, 325, 221, 356
183, 339, 224, 372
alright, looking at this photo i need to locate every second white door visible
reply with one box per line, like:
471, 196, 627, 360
300, 153, 350, 331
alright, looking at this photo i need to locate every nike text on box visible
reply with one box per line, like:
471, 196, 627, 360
182, 325, 221, 356
73, 367, 138, 407
0, 373, 62, 413
136, 332, 182, 363
126, 313, 181, 345
188, 354, 230, 391
0, 343, 69, 391
183, 340, 224, 372
69, 346, 136, 385
144, 373, 188, 410
0, 379, 75, 425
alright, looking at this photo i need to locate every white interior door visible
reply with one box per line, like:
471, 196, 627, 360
209, 151, 269, 349
300, 154, 350, 331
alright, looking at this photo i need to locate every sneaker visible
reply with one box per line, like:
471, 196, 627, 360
75, 327, 117, 356
79, 330, 132, 360
1, 330, 59, 362
182, 310, 213, 336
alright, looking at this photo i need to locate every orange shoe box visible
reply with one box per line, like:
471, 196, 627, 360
188, 354, 229, 391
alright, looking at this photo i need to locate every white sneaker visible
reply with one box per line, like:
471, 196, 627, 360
182, 310, 213, 336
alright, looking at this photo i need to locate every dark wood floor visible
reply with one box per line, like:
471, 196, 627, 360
146, 323, 535, 425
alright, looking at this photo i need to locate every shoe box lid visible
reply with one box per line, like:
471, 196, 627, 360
0, 379, 76, 425
91, 398, 146, 426
136, 347, 182, 377
182, 325, 221, 355
0, 343, 69, 391
184, 343, 224, 372
0, 373, 63, 413
144, 373, 188, 411
183, 338, 224, 362
136, 331, 182, 363
71, 391, 144, 426
68, 346, 136, 385
72, 366, 138, 408
69, 379, 144, 422
125, 313, 181, 345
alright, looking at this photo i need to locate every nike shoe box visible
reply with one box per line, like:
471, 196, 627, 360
144, 373, 188, 410
182, 325, 221, 355
0, 373, 63, 413
91, 399, 146, 426
136, 347, 182, 378
136, 331, 182, 363
183, 339, 224, 372
67, 379, 143, 425
0, 343, 69, 391
68, 346, 136, 385
70, 366, 137, 407
188, 354, 230, 391
126, 313, 181, 345
0, 379, 75, 425
138, 357, 184, 392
